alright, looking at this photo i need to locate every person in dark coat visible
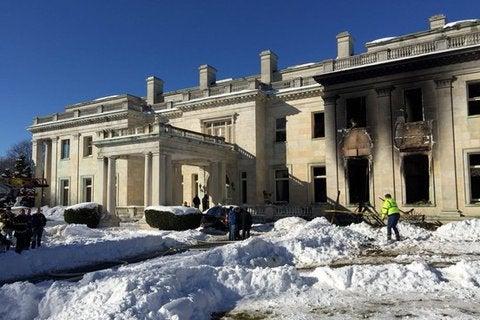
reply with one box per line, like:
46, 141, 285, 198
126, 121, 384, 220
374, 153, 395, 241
31, 207, 47, 248
238, 208, 253, 240
192, 195, 201, 209
24, 208, 33, 250
202, 194, 209, 211
13, 209, 28, 254
226, 206, 237, 241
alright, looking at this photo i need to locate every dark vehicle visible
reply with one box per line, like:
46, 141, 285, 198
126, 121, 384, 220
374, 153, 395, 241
200, 205, 232, 230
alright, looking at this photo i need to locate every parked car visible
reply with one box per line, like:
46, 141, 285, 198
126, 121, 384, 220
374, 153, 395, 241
200, 205, 236, 231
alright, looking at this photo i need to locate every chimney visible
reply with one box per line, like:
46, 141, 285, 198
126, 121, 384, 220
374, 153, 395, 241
199, 65, 217, 90
260, 50, 278, 85
146, 76, 163, 105
336, 32, 354, 59
429, 14, 446, 29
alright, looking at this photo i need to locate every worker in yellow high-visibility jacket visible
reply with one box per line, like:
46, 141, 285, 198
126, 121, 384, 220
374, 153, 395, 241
381, 194, 401, 241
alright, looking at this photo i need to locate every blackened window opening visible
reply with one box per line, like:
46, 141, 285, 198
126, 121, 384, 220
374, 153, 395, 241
404, 154, 429, 204
346, 97, 366, 128
347, 158, 369, 205
404, 88, 424, 122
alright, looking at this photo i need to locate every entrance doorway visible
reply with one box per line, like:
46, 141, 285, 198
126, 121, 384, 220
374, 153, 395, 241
346, 158, 370, 205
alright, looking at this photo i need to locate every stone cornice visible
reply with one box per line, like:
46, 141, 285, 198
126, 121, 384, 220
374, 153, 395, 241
28, 111, 130, 133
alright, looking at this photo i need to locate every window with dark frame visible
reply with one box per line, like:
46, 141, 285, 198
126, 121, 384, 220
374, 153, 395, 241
275, 117, 286, 142
83, 177, 93, 202
61, 179, 69, 206
468, 82, 480, 116
312, 166, 327, 203
61, 139, 70, 159
83, 136, 93, 157
241, 172, 247, 204
469, 153, 480, 203
313, 112, 325, 138
275, 169, 289, 202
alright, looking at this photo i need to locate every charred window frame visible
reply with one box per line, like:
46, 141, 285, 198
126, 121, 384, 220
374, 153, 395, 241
468, 82, 480, 116
468, 153, 480, 203
346, 158, 370, 205
275, 117, 286, 142
404, 88, 424, 122
275, 168, 289, 203
312, 166, 327, 203
312, 112, 325, 138
403, 154, 430, 204
346, 97, 366, 128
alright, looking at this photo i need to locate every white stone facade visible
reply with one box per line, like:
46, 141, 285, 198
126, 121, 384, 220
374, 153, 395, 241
29, 15, 480, 220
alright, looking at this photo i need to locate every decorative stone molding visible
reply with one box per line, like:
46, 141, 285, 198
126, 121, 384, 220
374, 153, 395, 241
434, 76, 457, 89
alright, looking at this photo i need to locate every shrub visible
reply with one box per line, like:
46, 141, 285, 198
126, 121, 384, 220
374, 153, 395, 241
64, 203, 102, 228
144, 209, 202, 231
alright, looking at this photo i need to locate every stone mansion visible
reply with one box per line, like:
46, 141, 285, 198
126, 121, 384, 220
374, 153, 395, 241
29, 14, 480, 221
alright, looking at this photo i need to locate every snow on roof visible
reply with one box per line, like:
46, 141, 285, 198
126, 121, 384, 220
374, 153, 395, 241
93, 95, 120, 101
367, 36, 397, 45
444, 19, 479, 28
286, 62, 316, 69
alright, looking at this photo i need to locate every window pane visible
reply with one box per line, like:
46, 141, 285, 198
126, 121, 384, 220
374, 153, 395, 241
313, 167, 326, 176
468, 83, 480, 99
313, 113, 325, 138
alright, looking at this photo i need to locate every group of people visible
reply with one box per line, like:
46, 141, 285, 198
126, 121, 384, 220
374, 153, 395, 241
0, 207, 47, 254
225, 206, 252, 241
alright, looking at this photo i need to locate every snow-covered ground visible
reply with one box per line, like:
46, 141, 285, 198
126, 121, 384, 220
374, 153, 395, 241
1, 206, 480, 320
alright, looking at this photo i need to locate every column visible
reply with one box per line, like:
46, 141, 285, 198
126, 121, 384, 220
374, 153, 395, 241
50, 137, 59, 206
164, 154, 173, 205
374, 86, 397, 203
435, 77, 459, 214
144, 152, 152, 208
107, 156, 117, 215
32, 139, 43, 207
323, 95, 341, 203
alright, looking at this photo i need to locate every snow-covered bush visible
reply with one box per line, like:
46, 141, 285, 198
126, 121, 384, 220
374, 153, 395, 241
64, 203, 102, 228
144, 206, 202, 231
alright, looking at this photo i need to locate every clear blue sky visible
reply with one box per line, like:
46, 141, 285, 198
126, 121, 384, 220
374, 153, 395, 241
1, 0, 478, 156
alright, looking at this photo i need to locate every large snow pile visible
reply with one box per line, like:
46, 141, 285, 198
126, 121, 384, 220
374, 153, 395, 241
1, 208, 480, 319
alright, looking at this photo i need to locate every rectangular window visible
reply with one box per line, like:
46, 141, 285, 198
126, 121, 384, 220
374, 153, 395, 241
241, 172, 247, 204
61, 139, 70, 159
204, 119, 232, 142
275, 117, 286, 142
60, 179, 69, 206
312, 166, 327, 203
275, 169, 289, 203
469, 153, 480, 203
468, 82, 480, 116
346, 97, 366, 128
83, 136, 93, 157
313, 112, 325, 138
404, 88, 424, 122
83, 177, 93, 202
